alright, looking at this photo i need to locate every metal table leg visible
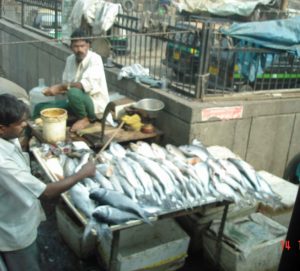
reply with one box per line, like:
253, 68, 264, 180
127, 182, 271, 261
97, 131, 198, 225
215, 202, 229, 270
108, 230, 120, 271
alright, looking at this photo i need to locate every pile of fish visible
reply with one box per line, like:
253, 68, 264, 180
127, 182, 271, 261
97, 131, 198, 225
53, 139, 281, 227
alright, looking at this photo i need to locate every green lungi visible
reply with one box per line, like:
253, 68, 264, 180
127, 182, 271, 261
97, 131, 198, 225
32, 87, 97, 121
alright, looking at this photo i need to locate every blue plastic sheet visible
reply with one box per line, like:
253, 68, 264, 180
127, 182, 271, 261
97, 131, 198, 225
221, 16, 300, 56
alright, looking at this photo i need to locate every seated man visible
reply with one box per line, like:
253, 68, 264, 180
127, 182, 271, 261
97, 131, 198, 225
39, 28, 109, 132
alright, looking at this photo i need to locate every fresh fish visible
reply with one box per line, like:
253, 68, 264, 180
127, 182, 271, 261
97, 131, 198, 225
218, 159, 246, 186
109, 142, 126, 158
193, 162, 210, 194
256, 173, 281, 200
116, 158, 144, 192
89, 188, 150, 223
228, 158, 260, 191
82, 177, 99, 191
165, 144, 186, 160
185, 177, 199, 199
96, 163, 114, 177
109, 173, 124, 193
114, 170, 137, 202
69, 183, 96, 218
151, 143, 167, 160
127, 152, 175, 195
130, 141, 156, 159
97, 151, 114, 163
207, 159, 246, 196
59, 153, 68, 168
63, 157, 77, 177
211, 175, 240, 202
94, 170, 114, 190
74, 152, 91, 173
124, 157, 154, 197
179, 144, 210, 162
137, 141, 157, 158
92, 205, 141, 225
162, 159, 189, 191
151, 176, 167, 201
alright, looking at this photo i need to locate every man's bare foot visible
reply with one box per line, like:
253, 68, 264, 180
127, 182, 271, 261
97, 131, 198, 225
70, 117, 91, 132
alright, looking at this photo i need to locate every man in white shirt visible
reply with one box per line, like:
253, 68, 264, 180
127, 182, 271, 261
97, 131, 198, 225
41, 28, 110, 132
0, 94, 96, 271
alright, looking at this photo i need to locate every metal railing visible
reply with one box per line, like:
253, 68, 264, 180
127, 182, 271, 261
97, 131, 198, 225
1, 0, 300, 99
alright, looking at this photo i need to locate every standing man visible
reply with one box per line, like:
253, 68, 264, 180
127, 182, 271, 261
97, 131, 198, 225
0, 94, 96, 271
40, 28, 110, 132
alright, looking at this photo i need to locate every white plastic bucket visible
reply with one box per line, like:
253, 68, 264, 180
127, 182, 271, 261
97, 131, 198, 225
29, 78, 55, 115
41, 108, 67, 143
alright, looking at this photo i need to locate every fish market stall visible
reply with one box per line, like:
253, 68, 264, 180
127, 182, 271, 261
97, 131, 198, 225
30, 139, 281, 271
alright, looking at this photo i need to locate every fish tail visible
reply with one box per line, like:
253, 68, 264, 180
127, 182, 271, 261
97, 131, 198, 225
82, 218, 97, 250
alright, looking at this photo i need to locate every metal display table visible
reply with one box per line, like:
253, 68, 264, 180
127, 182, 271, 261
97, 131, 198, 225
31, 146, 230, 271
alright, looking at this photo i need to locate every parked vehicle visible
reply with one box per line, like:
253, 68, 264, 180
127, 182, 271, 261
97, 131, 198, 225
164, 19, 300, 92
32, 9, 62, 38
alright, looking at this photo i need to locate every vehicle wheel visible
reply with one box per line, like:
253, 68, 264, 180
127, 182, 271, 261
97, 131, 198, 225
283, 153, 300, 184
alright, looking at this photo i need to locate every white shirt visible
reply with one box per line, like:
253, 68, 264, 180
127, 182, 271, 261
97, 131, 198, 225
0, 138, 46, 251
63, 50, 110, 118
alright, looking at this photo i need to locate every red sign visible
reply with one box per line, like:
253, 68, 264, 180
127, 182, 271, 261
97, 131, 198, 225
201, 106, 243, 121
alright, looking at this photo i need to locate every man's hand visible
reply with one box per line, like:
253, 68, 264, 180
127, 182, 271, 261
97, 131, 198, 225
77, 161, 96, 179
43, 84, 66, 96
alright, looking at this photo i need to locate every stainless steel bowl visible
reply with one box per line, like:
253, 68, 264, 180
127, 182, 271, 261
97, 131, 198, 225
134, 98, 165, 118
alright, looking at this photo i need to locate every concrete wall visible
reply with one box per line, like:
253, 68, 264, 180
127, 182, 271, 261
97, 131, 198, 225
1, 19, 300, 178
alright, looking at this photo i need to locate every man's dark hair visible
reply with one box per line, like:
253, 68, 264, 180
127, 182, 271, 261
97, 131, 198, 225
70, 28, 91, 44
0, 94, 29, 126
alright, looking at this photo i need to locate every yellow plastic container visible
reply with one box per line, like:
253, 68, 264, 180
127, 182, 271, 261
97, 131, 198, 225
41, 108, 67, 143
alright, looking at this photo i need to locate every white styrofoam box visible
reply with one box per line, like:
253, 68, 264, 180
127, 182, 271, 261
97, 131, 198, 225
258, 170, 298, 227
55, 203, 96, 259
177, 202, 258, 254
203, 213, 287, 271
97, 218, 190, 271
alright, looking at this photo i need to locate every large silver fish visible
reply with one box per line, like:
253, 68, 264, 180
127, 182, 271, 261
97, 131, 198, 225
165, 144, 186, 160
151, 143, 168, 160
179, 144, 211, 162
227, 158, 260, 191
109, 173, 124, 193
89, 188, 151, 223
69, 183, 96, 218
74, 152, 91, 173
81, 177, 99, 191
116, 157, 144, 192
124, 157, 154, 197
92, 205, 141, 225
114, 170, 137, 202
94, 170, 114, 190
193, 162, 210, 194
130, 141, 156, 159
109, 142, 126, 158
63, 157, 77, 177
127, 152, 175, 195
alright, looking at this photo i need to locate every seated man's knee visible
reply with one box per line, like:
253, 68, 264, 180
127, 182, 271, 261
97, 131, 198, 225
67, 88, 82, 100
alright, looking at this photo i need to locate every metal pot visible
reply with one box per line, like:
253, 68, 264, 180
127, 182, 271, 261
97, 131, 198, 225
133, 98, 164, 119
